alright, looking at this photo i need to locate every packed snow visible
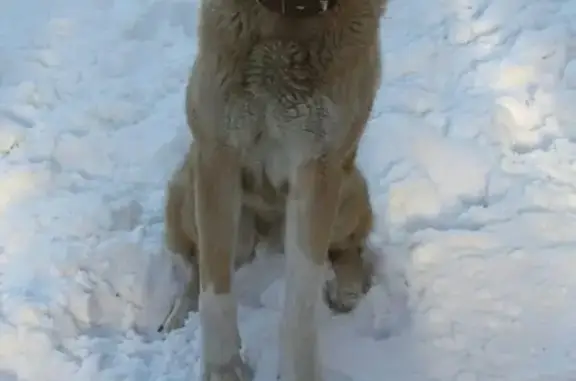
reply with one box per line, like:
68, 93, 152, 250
2, 0, 576, 380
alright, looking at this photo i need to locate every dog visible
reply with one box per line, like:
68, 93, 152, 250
160, 0, 386, 379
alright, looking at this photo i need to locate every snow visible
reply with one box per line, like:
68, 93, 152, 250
1, 0, 576, 379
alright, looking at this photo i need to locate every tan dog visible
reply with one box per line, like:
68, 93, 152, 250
160, 0, 386, 379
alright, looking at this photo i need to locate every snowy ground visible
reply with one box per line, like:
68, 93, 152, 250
2, 0, 576, 380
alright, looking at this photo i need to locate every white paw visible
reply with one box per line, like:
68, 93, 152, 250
203, 355, 254, 381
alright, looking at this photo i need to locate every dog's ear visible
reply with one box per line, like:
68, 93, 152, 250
256, 0, 337, 18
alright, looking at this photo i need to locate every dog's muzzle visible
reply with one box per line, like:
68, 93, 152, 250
256, 0, 337, 18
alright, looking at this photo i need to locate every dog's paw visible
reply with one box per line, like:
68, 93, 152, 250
324, 276, 369, 314
157, 293, 197, 333
324, 257, 372, 314
203, 355, 254, 381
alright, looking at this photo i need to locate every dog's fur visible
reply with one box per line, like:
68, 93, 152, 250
161, 0, 386, 379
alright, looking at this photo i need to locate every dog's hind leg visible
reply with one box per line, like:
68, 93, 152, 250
280, 158, 344, 381
194, 144, 253, 381
324, 165, 374, 314
159, 148, 201, 332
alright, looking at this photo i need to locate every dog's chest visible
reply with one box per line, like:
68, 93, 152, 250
239, 40, 341, 148
240, 128, 293, 194
243, 39, 322, 108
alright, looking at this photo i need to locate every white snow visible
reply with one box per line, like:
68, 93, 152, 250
2, 0, 576, 380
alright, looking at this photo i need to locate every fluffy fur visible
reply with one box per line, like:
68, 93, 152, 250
161, 0, 386, 379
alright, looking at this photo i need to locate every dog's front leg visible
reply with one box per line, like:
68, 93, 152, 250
195, 145, 252, 381
280, 158, 344, 381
